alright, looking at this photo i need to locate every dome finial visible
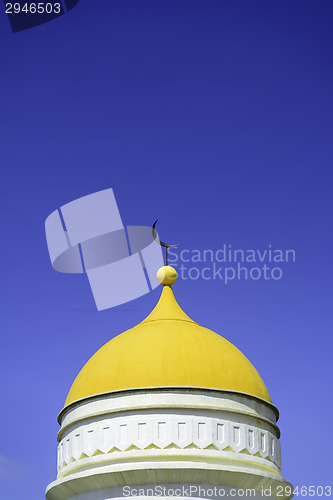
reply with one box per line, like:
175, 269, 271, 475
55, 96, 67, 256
156, 266, 178, 286
152, 219, 179, 266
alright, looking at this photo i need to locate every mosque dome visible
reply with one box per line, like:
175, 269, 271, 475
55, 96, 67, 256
48, 266, 293, 500
64, 267, 271, 407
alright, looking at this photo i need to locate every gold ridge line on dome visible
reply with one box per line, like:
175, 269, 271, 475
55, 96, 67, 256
63, 266, 272, 407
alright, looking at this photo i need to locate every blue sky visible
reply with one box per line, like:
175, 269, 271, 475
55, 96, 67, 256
0, 1, 332, 498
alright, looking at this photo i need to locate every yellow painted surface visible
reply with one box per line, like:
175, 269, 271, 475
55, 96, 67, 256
65, 283, 271, 406
156, 265, 178, 285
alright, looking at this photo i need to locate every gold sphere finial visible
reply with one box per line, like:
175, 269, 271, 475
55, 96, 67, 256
156, 266, 178, 286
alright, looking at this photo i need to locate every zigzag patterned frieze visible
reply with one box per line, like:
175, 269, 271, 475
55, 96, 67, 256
58, 414, 280, 474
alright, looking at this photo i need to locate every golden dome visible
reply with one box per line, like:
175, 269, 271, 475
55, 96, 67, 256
64, 267, 271, 407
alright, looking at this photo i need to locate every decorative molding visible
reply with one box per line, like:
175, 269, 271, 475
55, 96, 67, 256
47, 391, 292, 500
47, 463, 293, 500
59, 389, 278, 432
58, 413, 280, 475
